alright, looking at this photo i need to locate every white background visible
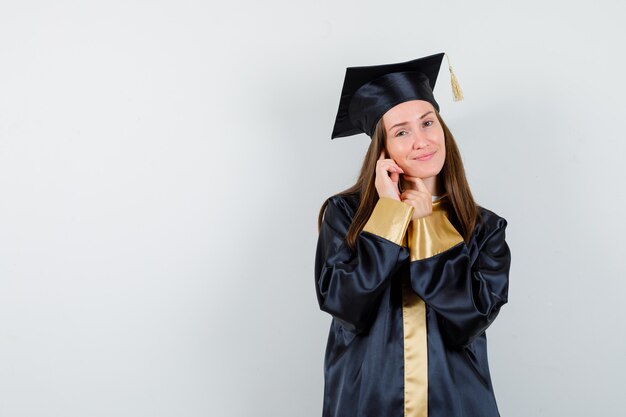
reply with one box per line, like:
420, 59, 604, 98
1, 1, 625, 416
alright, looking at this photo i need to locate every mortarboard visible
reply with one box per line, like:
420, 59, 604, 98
331, 52, 463, 139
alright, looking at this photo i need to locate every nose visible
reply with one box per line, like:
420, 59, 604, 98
412, 130, 429, 149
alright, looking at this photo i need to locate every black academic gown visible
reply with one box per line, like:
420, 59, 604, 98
314, 192, 511, 417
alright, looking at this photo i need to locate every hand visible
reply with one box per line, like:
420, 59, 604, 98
400, 175, 432, 220
374, 150, 404, 201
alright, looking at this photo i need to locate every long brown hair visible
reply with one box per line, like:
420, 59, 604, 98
317, 111, 481, 250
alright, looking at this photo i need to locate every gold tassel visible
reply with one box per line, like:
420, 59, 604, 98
445, 53, 464, 102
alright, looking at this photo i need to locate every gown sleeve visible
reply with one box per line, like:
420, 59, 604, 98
315, 196, 414, 333
407, 208, 511, 348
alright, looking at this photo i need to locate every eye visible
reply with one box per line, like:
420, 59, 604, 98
423, 120, 434, 127
395, 130, 408, 137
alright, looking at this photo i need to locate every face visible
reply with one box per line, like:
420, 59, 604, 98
382, 100, 446, 181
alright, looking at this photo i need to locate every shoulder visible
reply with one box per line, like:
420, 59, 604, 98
473, 205, 508, 244
325, 192, 361, 218
470, 205, 511, 266
322, 192, 361, 232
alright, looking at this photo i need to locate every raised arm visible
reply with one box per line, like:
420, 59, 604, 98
314, 196, 413, 333
407, 208, 511, 347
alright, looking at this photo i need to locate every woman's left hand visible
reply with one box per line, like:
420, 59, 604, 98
400, 175, 432, 220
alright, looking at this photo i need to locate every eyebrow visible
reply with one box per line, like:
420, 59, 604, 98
388, 111, 434, 131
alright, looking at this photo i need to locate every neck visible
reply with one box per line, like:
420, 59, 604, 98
425, 176, 443, 196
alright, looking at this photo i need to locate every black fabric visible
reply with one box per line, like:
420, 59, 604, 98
314, 193, 511, 417
331, 53, 445, 139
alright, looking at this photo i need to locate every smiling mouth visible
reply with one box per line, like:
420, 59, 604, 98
414, 152, 435, 161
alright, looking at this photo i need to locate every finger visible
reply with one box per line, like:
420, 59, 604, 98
401, 190, 420, 198
383, 160, 404, 173
378, 160, 404, 174
400, 191, 424, 201
391, 164, 404, 174
400, 192, 416, 203
403, 175, 429, 193
401, 189, 430, 202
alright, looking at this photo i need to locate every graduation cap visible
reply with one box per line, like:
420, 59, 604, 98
331, 52, 463, 139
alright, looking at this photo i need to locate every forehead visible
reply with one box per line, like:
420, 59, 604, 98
382, 100, 435, 124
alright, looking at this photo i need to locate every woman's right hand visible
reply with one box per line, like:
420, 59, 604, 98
374, 150, 404, 201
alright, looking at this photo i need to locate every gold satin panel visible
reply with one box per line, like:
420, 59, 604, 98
402, 277, 428, 417
402, 198, 463, 417
363, 197, 414, 246
408, 199, 464, 261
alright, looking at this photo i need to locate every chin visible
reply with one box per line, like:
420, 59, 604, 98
405, 165, 443, 179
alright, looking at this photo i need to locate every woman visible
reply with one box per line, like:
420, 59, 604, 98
314, 52, 511, 417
